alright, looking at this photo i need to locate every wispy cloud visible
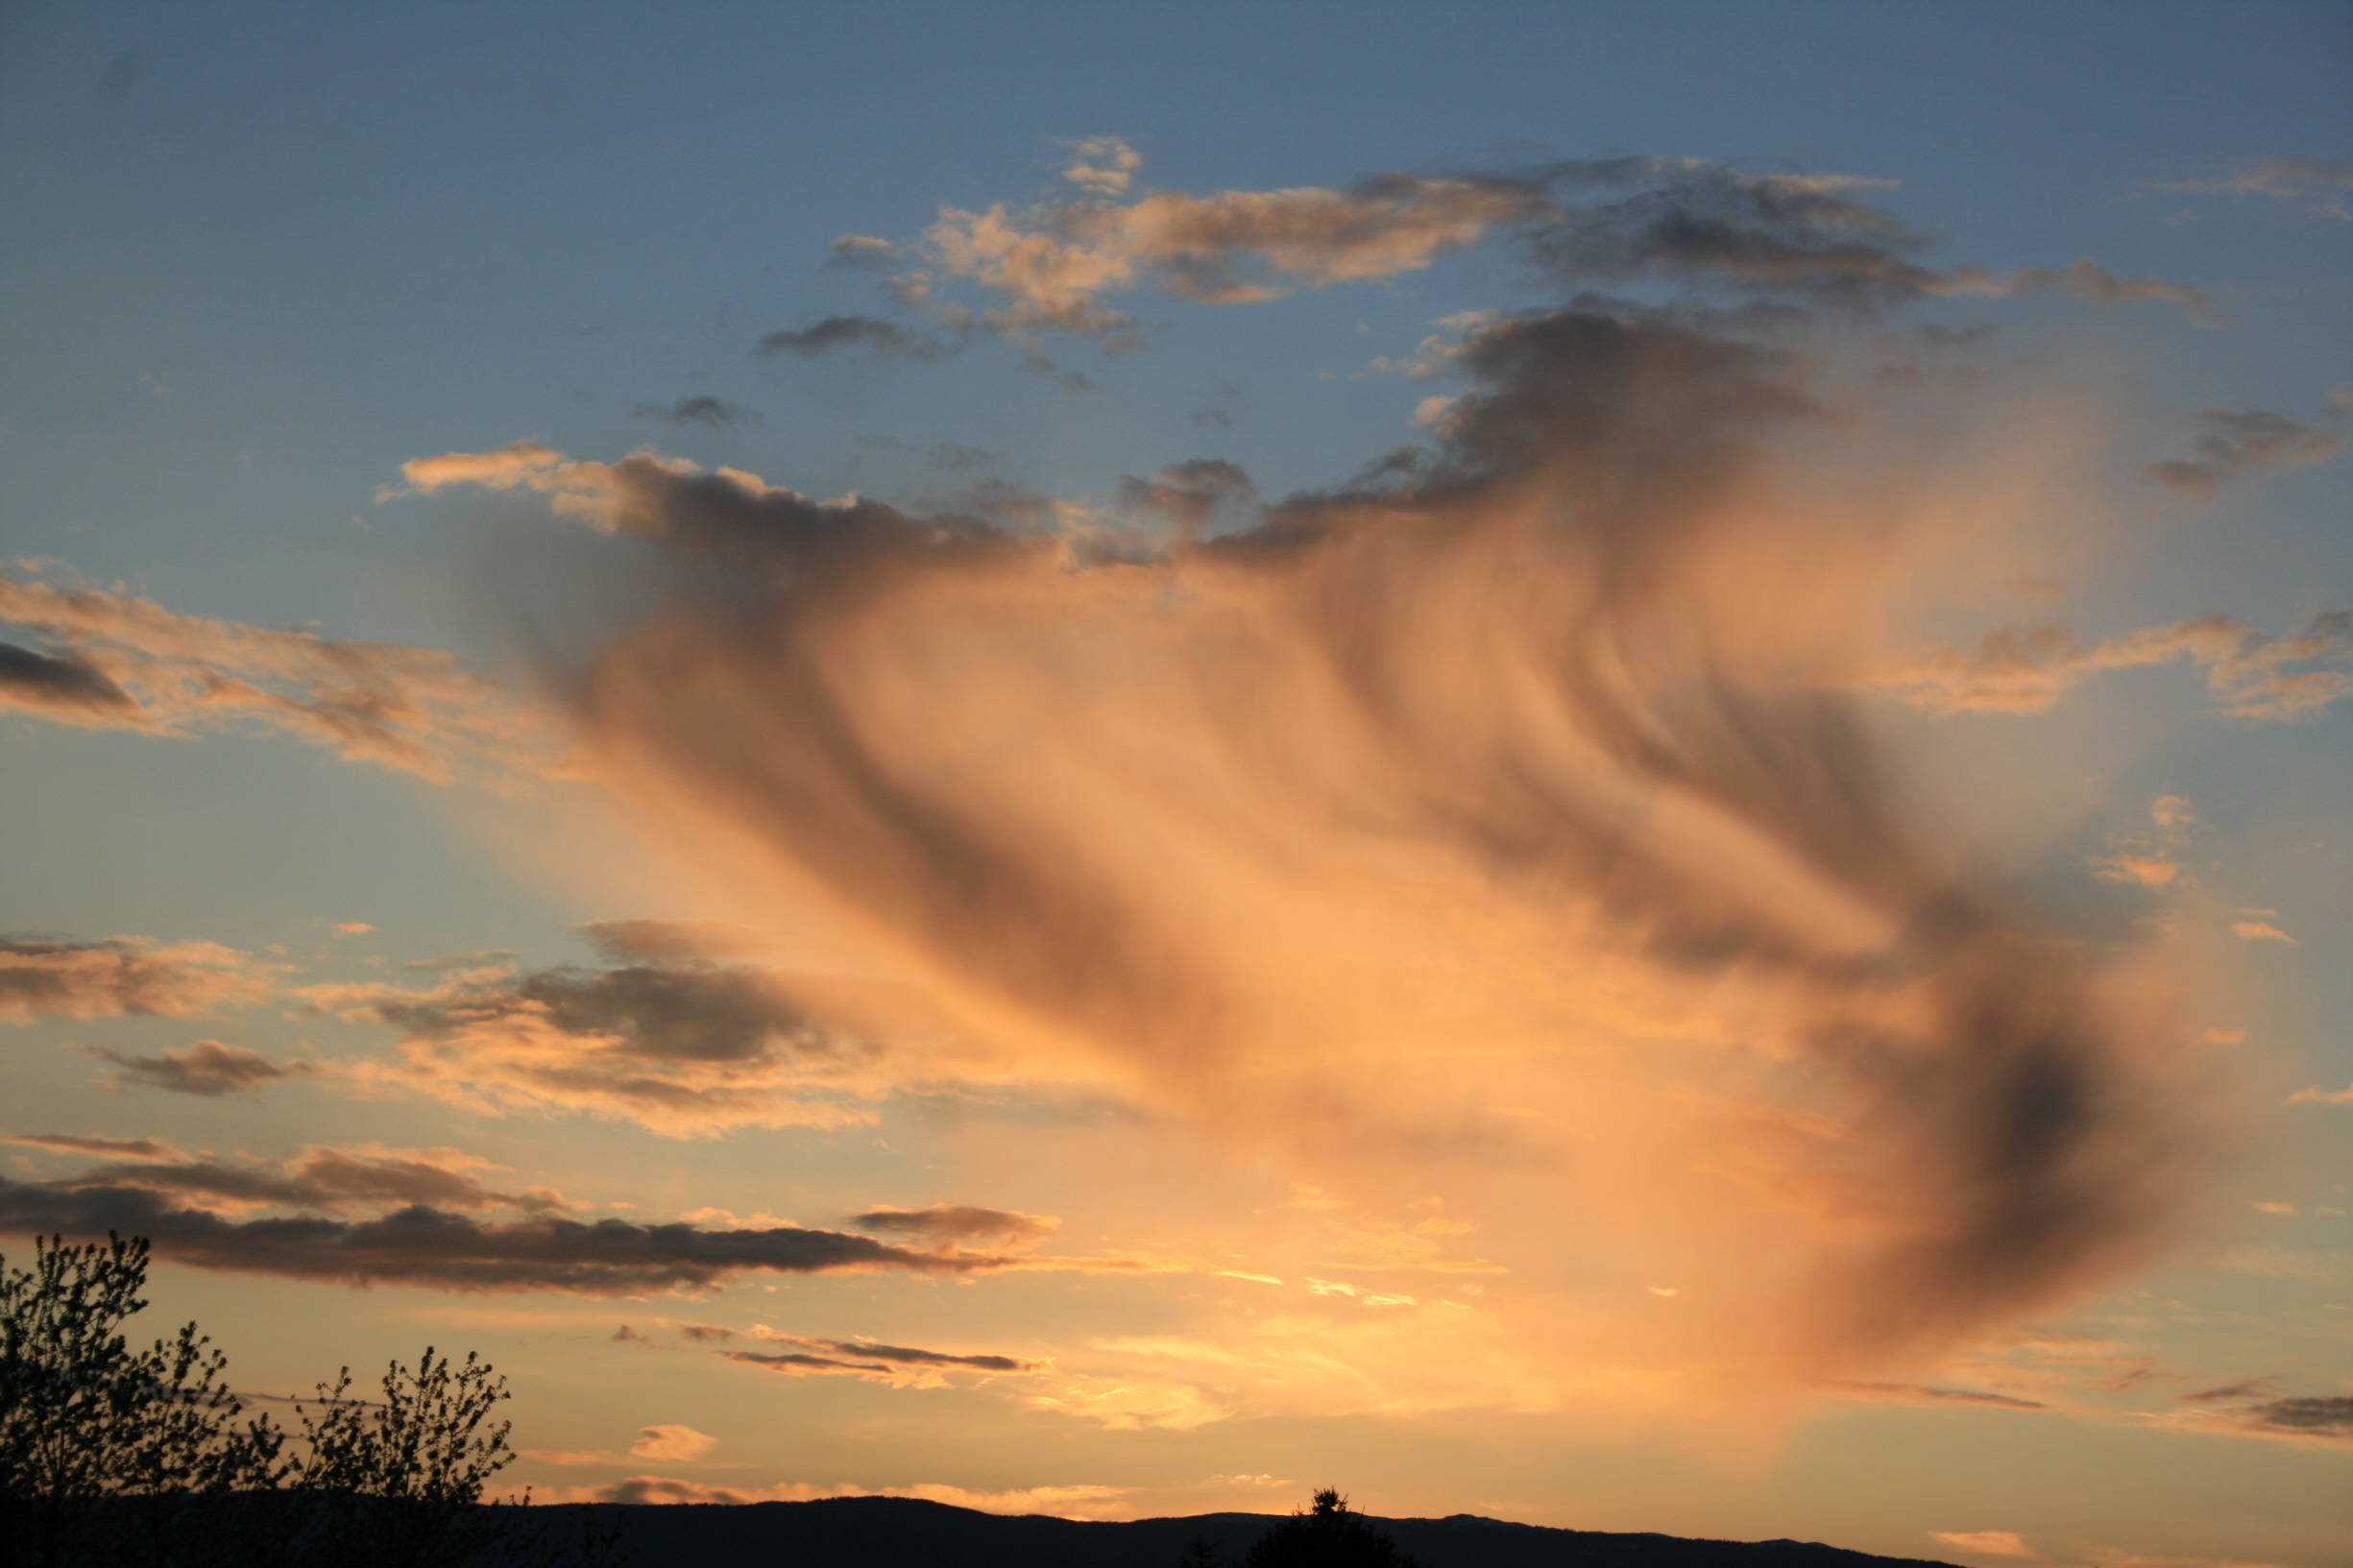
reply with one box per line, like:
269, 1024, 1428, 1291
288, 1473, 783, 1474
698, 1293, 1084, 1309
0, 936, 275, 1021
0, 570, 560, 784
630, 396, 760, 428
1874, 613, 2351, 721
2149, 397, 2348, 495
2152, 157, 2353, 220
803, 151, 2205, 356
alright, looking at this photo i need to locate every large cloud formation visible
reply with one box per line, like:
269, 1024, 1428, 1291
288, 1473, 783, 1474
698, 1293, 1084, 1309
384, 153, 2272, 1389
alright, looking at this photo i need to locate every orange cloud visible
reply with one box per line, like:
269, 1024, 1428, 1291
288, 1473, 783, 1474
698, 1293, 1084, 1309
0, 570, 561, 783
0, 937, 275, 1021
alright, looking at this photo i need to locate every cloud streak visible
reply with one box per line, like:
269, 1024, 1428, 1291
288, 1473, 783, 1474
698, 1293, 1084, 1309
0, 571, 559, 784
2148, 402, 2347, 495
0, 1178, 990, 1294
0, 937, 274, 1021
91, 1039, 300, 1097
1873, 613, 2351, 720
806, 152, 2205, 353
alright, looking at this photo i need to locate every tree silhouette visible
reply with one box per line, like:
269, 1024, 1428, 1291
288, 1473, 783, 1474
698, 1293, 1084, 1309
1247, 1488, 1420, 1568
0, 1232, 624, 1567
1, 1233, 284, 1565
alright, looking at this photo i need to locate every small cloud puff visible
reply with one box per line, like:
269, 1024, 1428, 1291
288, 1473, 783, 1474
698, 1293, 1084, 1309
630, 397, 760, 428
91, 1039, 302, 1098
1063, 136, 1143, 196
629, 1424, 717, 1462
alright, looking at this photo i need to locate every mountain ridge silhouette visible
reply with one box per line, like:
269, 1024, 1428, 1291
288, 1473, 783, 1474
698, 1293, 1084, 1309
547, 1494, 1961, 1566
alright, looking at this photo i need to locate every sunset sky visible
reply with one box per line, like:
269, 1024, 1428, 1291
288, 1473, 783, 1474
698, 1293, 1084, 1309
2, 5, 2349, 1564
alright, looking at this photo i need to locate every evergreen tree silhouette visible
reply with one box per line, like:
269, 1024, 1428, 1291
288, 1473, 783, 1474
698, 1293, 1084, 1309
1246, 1488, 1419, 1568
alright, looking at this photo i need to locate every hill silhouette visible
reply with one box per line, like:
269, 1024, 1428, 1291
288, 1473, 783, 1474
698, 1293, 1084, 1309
541, 1495, 1960, 1567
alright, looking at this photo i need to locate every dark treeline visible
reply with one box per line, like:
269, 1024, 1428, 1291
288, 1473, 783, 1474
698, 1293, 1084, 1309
0, 1233, 625, 1567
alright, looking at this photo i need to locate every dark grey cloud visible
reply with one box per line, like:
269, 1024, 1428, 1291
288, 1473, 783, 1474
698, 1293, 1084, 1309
753, 316, 950, 361
381, 964, 859, 1067
2245, 1395, 2353, 1436
2182, 1378, 2277, 1403
1841, 1381, 2047, 1411
91, 1038, 296, 1098
0, 642, 135, 715
1115, 460, 1257, 537
2148, 406, 2345, 495
631, 397, 761, 428
577, 919, 772, 964
0, 1179, 977, 1294
724, 1333, 1036, 1377
36, 1144, 565, 1218
849, 1203, 1057, 1246
1517, 158, 1939, 309
307, 950, 887, 1135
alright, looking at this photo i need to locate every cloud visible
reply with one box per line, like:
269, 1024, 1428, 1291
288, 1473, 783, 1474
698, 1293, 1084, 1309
2243, 1395, 2353, 1436
21, 1140, 570, 1217
576, 919, 777, 963
861, 153, 2205, 349
925, 172, 1550, 342
1837, 1382, 2048, 1411
2286, 1083, 2353, 1106
628, 1424, 716, 1461
306, 955, 891, 1138
752, 316, 949, 360
4, 1132, 183, 1161
1934, 257, 2210, 318
848, 1203, 1058, 1247
723, 1328, 1041, 1385
0, 569, 559, 784
2181, 1379, 2277, 1404
397, 165, 2252, 1388
826, 235, 899, 269
573, 1477, 1131, 1518
0, 640, 136, 715
0, 936, 273, 1021
1064, 136, 1143, 196
631, 397, 760, 428
91, 1039, 299, 1098
1931, 1532, 2036, 1557
2149, 406, 2345, 495
0, 1178, 994, 1294
1874, 613, 2351, 720
2154, 157, 2352, 219
2230, 920, 2295, 945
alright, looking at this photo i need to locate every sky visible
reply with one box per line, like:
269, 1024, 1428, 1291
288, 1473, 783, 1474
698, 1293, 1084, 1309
1, 3, 2349, 1564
